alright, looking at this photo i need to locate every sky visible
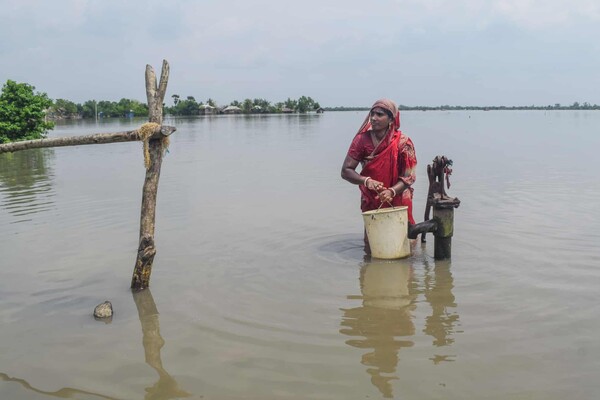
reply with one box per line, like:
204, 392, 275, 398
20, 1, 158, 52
1, 0, 599, 107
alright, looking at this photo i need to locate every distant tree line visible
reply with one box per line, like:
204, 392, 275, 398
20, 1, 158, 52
48, 98, 149, 119
167, 95, 321, 116
2, 78, 599, 144
0, 79, 325, 143
48, 94, 324, 119
325, 102, 600, 111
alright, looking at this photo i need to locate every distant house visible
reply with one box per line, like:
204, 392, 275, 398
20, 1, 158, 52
199, 104, 216, 115
222, 105, 242, 114
316, 107, 324, 114
281, 107, 294, 114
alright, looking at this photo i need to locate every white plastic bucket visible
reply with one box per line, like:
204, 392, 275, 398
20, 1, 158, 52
362, 206, 410, 259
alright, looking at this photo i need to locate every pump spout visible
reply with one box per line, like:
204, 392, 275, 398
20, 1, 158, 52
408, 219, 438, 239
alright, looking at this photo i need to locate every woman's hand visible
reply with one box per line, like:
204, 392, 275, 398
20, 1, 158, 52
376, 188, 395, 204
365, 178, 384, 192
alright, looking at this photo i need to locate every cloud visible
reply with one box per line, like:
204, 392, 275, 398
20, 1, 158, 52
1, 0, 599, 106
493, 0, 600, 29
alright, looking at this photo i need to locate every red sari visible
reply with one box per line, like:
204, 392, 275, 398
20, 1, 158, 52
348, 128, 417, 224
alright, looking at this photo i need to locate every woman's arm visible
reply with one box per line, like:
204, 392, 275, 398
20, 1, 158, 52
341, 154, 384, 191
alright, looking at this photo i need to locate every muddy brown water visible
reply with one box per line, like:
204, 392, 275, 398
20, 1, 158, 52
1, 111, 599, 399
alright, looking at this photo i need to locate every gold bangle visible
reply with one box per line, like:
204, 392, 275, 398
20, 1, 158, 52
363, 177, 371, 186
389, 187, 397, 197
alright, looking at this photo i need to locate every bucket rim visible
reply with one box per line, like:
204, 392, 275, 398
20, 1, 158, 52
362, 206, 408, 216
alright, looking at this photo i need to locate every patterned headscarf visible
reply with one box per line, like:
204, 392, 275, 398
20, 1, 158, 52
356, 98, 401, 136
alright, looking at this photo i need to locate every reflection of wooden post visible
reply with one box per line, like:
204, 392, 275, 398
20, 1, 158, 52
0, 373, 119, 399
132, 289, 190, 399
133, 289, 164, 369
131, 60, 170, 290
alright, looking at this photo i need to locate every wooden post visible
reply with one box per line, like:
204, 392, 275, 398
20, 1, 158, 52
131, 60, 170, 290
420, 155, 460, 259
0, 61, 175, 289
433, 207, 454, 259
0, 126, 175, 154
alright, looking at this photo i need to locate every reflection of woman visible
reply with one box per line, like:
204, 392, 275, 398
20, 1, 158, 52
341, 99, 417, 224
340, 260, 415, 398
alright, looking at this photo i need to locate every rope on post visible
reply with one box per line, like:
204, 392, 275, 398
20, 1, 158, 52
137, 122, 169, 170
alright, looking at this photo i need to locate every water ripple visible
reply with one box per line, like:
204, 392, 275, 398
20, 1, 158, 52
0, 148, 56, 222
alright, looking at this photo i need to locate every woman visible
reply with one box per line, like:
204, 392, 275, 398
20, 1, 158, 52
341, 99, 417, 247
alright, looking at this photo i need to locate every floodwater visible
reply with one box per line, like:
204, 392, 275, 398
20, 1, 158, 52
1, 110, 599, 399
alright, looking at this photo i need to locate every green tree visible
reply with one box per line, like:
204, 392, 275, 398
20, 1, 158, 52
115, 98, 148, 117
50, 98, 78, 119
167, 95, 199, 116
297, 96, 316, 113
81, 100, 97, 118
242, 98, 253, 114
0, 80, 54, 143
97, 100, 118, 117
116, 98, 133, 116
252, 98, 272, 113
284, 98, 298, 111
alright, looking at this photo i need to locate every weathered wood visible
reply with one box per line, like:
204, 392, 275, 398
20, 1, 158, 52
131, 60, 170, 290
433, 207, 455, 259
434, 237, 452, 259
145, 60, 169, 124
422, 155, 460, 243
1, 60, 174, 290
433, 207, 454, 238
131, 234, 157, 290
0, 126, 175, 154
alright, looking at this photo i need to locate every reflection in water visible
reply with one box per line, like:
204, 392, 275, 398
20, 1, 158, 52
340, 259, 416, 399
0, 290, 190, 400
133, 289, 191, 400
422, 258, 460, 363
0, 372, 120, 399
0, 148, 55, 219
340, 256, 460, 398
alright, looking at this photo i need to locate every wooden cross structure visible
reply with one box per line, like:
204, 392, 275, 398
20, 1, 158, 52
0, 60, 175, 290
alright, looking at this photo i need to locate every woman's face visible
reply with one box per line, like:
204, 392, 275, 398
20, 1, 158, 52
370, 107, 392, 131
